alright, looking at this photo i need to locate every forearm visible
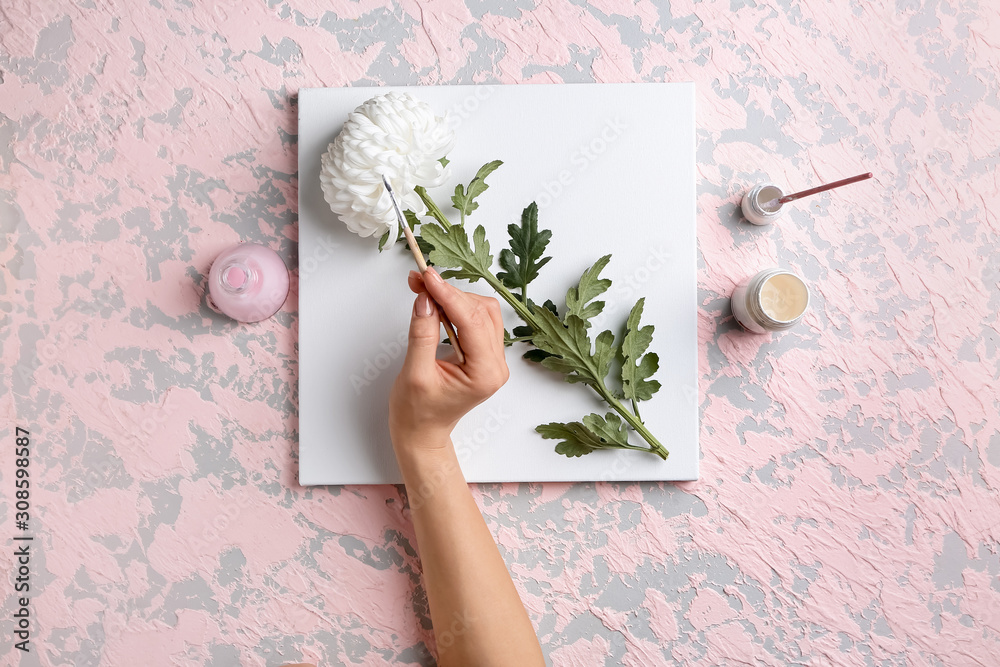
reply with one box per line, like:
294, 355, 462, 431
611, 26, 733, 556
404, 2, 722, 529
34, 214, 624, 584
395, 441, 544, 667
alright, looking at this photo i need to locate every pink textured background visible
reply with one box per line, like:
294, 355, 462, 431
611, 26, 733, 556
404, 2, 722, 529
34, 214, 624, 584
2, 0, 999, 665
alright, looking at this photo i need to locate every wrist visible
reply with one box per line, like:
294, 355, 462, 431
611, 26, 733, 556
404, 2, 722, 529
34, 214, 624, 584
389, 420, 454, 450
394, 442, 466, 506
392, 434, 455, 468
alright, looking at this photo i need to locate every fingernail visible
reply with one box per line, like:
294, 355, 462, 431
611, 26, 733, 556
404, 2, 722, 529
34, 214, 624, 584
425, 267, 442, 284
409, 270, 421, 282
414, 293, 434, 317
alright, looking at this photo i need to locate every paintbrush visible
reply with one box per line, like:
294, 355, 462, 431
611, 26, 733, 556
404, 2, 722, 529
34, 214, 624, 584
382, 175, 465, 364
762, 172, 873, 209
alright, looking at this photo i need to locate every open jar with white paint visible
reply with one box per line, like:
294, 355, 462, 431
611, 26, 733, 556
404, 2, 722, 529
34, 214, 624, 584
741, 183, 786, 225
731, 268, 810, 333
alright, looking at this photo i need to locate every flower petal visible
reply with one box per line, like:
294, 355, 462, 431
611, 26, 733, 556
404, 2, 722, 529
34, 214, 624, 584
320, 93, 454, 243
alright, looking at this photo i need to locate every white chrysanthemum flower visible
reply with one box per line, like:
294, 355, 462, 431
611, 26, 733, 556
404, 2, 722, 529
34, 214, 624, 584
320, 92, 455, 242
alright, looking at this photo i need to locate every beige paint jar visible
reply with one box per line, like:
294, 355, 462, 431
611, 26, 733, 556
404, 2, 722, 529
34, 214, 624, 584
731, 268, 810, 333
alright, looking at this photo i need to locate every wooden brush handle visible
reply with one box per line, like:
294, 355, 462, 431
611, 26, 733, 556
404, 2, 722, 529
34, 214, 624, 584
400, 224, 466, 364
778, 172, 873, 204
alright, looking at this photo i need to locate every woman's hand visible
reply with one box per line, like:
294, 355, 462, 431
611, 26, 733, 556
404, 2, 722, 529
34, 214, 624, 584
388, 267, 510, 452
386, 269, 545, 666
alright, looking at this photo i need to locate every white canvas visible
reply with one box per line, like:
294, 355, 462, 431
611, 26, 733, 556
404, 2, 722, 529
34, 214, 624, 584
298, 83, 698, 485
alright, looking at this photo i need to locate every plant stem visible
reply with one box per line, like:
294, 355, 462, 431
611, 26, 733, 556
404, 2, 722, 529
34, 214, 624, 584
415, 187, 452, 229
599, 387, 668, 460
482, 273, 538, 327
419, 190, 668, 460
483, 270, 666, 458
613, 442, 661, 453
631, 398, 642, 423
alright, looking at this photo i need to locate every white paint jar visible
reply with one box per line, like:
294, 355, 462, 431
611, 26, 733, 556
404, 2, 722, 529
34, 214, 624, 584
731, 268, 810, 333
741, 183, 785, 225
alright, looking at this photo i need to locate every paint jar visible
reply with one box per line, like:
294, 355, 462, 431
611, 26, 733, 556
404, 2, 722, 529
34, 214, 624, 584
741, 183, 785, 225
207, 243, 289, 323
731, 268, 809, 334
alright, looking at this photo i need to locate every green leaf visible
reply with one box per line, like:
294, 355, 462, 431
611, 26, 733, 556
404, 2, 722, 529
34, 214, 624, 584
536, 421, 604, 457
523, 348, 554, 363
593, 329, 617, 381
511, 325, 534, 338
421, 222, 493, 283
452, 160, 503, 217
565, 255, 612, 325
496, 203, 552, 300
532, 310, 595, 383
396, 185, 670, 461
621, 298, 661, 402
582, 412, 630, 447
377, 229, 391, 251
439, 156, 450, 167
414, 234, 434, 257
530, 308, 616, 389
403, 209, 421, 231
396, 210, 436, 257
527, 298, 559, 317
537, 412, 632, 457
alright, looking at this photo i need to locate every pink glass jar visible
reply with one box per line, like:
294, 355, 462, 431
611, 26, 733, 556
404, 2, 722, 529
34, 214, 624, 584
207, 243, 289, 323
